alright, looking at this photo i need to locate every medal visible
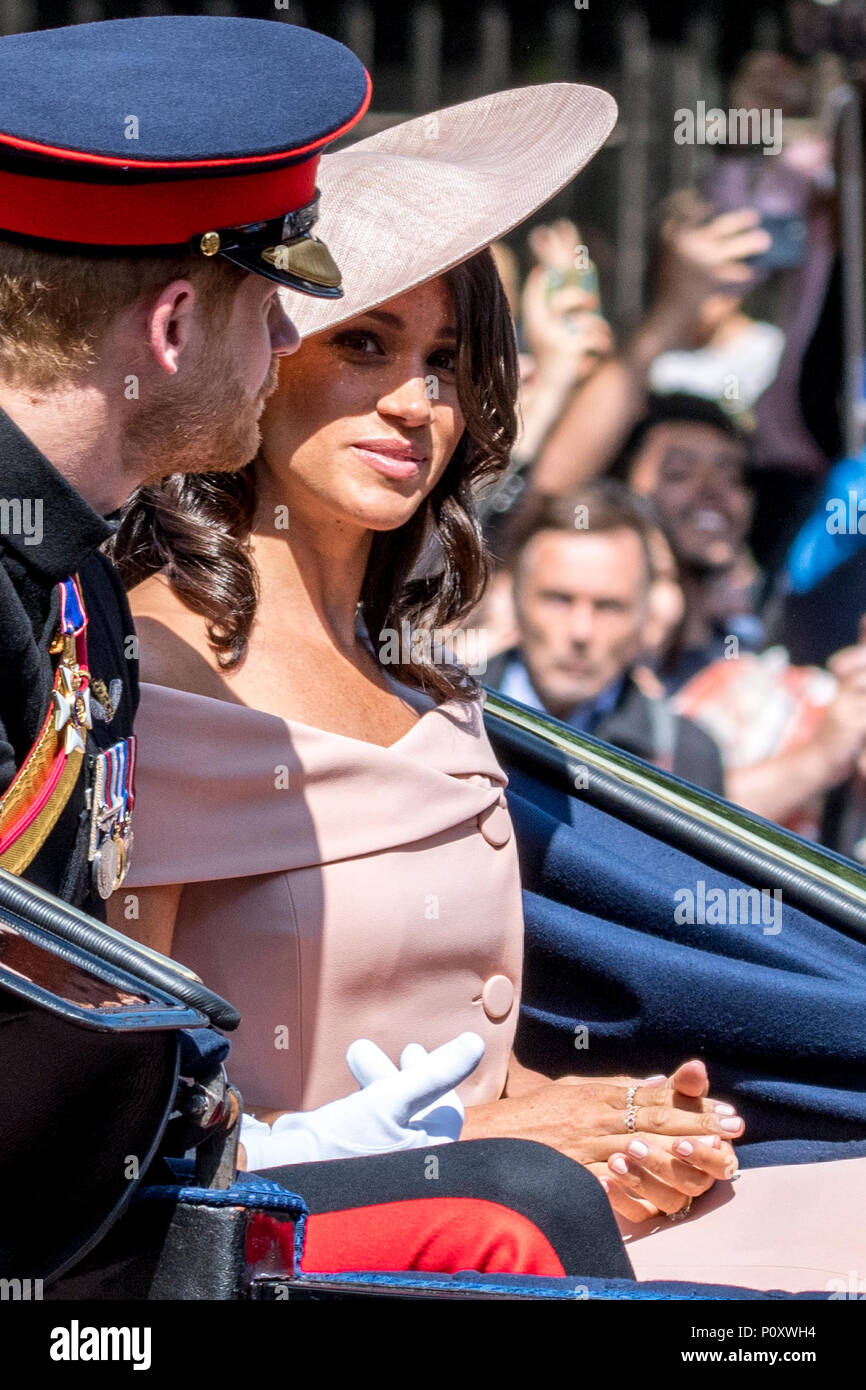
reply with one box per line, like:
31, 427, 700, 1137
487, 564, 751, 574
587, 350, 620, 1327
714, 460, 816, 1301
50, 577, 92, 755
92, 833, 119, 901
88, 735, 137, 899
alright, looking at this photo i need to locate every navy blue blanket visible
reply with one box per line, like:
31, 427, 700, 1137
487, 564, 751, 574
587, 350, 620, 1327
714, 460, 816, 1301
507, 768, 866, 1160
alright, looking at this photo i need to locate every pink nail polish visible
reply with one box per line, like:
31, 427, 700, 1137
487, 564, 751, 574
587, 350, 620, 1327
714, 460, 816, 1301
610, 1154, 628, 1176
628, 1139, 649, 1158
675, 1140, 694, 1156
715, 1103, 736, 1115
643, 1074, 666, 1083
720, 1117, 742, 1133
697, 1135, 720, 1148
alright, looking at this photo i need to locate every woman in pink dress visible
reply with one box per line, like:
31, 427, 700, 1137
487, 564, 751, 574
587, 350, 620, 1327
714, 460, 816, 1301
110, 89, 865, 1292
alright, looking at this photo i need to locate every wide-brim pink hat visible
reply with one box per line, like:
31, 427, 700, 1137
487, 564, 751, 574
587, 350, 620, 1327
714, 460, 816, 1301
283, 82, 617, 337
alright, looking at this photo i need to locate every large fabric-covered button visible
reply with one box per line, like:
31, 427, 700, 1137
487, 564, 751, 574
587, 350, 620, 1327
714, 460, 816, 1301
477, 794, 511, 847
482, 974, 515, 1021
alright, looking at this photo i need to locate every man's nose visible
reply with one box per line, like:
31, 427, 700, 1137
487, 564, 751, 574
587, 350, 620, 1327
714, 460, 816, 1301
270, 299, 301, 356
698, 463, 731, 501
568, 601, 595, 642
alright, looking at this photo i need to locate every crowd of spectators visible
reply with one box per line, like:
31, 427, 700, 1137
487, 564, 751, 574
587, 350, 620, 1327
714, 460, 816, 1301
470, 55, 866, 867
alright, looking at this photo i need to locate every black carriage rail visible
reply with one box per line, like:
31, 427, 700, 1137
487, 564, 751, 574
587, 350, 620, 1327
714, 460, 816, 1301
0, 910, 210, 1033
0, 867, 241, 1030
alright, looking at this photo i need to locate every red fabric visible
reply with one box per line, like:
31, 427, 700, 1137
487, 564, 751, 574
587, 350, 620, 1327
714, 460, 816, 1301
246, 1212, 296, 1269
300, 1197, 566, 1277
0, 157, 319, 246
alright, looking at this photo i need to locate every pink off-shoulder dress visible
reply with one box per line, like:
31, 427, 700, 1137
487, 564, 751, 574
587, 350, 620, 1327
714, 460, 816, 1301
124, 681, 524, 1113
124, 679, 866, 1294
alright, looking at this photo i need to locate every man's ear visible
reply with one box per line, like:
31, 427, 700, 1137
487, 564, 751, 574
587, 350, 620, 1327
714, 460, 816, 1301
147, 278, 197, 376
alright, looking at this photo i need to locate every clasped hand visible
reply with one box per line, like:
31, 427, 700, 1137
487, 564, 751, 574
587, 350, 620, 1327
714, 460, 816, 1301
465, 1058, 743, 1223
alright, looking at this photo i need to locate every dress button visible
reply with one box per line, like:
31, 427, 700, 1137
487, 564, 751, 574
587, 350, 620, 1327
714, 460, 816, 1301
477, 796, 511, 847
481, 974, 515, 1021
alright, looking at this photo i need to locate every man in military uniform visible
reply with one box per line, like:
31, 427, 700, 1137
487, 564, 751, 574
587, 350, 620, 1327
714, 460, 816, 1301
0, 20, 638, 1291
0, 430, 139, 914
0, 15, 370, 919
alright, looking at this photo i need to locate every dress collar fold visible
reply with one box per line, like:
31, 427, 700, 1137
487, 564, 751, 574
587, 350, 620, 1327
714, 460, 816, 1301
126, 682, 508, 885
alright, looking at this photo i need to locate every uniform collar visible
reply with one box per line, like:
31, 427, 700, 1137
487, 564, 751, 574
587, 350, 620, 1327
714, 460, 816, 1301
0, 407, 113, 581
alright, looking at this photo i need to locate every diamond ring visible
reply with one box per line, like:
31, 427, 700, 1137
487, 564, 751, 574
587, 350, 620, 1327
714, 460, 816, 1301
625, 1084, 638, 1133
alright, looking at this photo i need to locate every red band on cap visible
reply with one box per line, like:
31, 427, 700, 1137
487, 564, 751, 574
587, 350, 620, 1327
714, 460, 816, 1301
0, 155, 318, 246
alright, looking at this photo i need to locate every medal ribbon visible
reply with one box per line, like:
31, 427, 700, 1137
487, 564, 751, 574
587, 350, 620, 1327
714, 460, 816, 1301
106, 741, 121, 816
58, 576, 87, 637
126, 734, 137, 813
103, 736, 137, 822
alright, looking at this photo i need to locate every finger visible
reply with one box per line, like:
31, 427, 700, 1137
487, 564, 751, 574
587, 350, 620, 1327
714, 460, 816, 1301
587, 1164, 657, 1222
670, 1135, 739, 1180
714, 263, 764, 289
386, 1032, 485, 1122
556, 1073, 647, 1088
633, 1081, 707, 1112
625, 1131, 733, 1176
607, 1151, 696, 1214
839, 672, 866, 696
710, 228, 773, 263
551, 217, 580, 244
620, 1139, 718, 1197
631, 1102, 745, 1140
667, 1058, 709, 1099
345, 1038, 397, 1088
584, 1131, 734, 1178
400, 1042, 429, 1070
572, 322, 613, 350
600, 1176, 662, 1224
584, 334, 613, 357
828, 645, 866, 677
636, 1071, 736, 1115
551, 289, 598, 315
528, 225, 553, 261
705, 207, 765, 237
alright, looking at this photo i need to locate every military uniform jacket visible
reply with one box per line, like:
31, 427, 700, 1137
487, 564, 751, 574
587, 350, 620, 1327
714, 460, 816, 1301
0, 408, 138, 918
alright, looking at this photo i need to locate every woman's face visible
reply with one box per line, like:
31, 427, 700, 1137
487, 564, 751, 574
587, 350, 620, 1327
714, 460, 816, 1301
258, 277, 465, 533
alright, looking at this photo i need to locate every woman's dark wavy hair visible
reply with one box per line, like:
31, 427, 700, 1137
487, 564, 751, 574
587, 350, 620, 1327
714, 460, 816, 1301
109, 248, 518, 704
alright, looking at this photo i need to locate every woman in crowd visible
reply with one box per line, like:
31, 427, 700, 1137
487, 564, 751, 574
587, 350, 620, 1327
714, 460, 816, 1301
110, 89, 865, 1290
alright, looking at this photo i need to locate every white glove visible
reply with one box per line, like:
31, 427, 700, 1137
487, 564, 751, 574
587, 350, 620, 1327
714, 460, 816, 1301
240, 1031, 484, 1171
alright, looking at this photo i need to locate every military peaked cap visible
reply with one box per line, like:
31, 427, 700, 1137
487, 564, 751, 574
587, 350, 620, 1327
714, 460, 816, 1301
0, 16, 371, 296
